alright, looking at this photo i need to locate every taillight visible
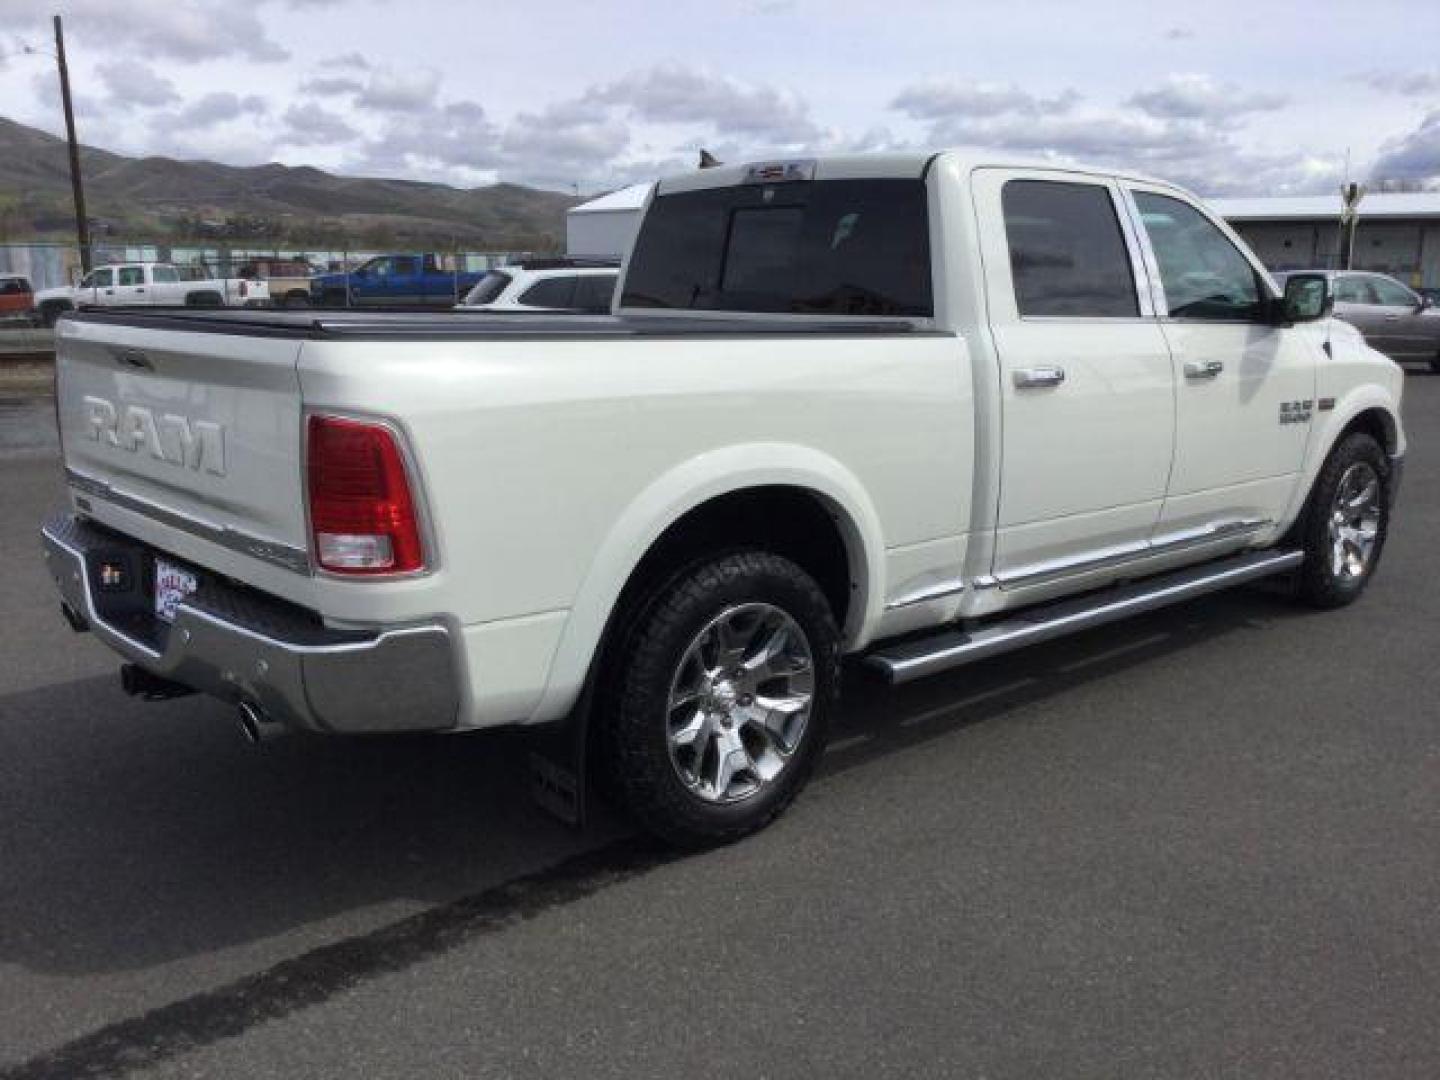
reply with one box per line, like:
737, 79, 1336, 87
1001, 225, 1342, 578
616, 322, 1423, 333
306, 414, 425, 575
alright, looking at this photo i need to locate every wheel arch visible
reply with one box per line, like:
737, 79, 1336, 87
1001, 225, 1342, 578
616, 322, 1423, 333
1281, 386, 1403, 538
528, 444, 886, 725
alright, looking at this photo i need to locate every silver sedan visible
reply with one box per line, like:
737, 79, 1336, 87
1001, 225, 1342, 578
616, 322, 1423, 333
1278, 270, 1440, 373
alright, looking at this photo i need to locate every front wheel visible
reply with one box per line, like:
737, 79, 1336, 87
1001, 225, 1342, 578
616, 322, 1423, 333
1295, 432, 1390, 608
599, 551, 840, 847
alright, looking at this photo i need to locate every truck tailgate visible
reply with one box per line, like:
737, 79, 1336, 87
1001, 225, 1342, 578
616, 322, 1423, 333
55, 316, 309, 573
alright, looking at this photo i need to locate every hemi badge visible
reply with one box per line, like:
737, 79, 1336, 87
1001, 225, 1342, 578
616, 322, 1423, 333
1318, 398, 1336, 412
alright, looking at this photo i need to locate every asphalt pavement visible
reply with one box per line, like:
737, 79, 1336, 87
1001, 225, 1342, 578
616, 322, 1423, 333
0, 374, 1437, 1078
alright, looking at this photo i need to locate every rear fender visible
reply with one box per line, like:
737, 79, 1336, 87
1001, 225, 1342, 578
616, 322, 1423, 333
528, 443, 885, 725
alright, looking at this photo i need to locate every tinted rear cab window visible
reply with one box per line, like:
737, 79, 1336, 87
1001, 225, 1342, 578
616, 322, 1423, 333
621, 178, 932, 316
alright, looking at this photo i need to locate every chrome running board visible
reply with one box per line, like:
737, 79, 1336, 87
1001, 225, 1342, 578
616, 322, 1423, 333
864, 549, 1303, 685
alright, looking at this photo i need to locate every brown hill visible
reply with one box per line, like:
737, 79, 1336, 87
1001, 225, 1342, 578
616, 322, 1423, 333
0, 115, 580, 249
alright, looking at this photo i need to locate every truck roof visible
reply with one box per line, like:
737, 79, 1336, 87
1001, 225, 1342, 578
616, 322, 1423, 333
656, 149, 1181, 198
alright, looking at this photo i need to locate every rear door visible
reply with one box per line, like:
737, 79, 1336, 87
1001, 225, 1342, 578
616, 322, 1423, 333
974, 168, 1175, 591
56, 318, 309, 568
1124, 184, 1314, 538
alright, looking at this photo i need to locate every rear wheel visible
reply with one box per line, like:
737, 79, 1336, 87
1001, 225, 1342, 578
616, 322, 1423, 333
599, 550, 840, 847
39, 301, 71, 327
1295, 432, 1390, 608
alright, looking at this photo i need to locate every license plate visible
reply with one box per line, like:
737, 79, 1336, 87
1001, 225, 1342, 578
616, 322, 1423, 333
154, 558, 198, 623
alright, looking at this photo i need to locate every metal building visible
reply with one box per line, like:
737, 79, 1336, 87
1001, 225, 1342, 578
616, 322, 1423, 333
1209, 193, 1440, 289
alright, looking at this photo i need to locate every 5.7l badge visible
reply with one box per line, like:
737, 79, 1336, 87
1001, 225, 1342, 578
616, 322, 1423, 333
1279, 399, 1314, 425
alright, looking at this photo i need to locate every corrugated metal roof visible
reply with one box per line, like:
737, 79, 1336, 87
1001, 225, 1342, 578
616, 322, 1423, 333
1209, 193, 1440, 221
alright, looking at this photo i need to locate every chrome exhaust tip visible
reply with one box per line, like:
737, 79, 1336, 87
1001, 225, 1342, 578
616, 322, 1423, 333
237, 700, 284, 744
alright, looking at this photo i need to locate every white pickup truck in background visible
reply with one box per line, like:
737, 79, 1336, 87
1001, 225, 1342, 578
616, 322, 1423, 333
34, 262, 270, 325
41, 151, 1405, 845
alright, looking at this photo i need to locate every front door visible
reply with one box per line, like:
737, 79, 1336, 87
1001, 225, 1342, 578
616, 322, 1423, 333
1125, 185, 1316, 540
1364, 274, 1436, 361
974, 169, 1175, 591
112, 265, 148, 305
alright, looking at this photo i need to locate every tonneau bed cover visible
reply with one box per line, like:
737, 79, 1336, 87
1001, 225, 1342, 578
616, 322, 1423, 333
62, 307, 926, 340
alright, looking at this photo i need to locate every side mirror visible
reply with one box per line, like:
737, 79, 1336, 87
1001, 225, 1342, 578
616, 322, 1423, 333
1278, 273, 1332, 324
1416, 295, 1432, 312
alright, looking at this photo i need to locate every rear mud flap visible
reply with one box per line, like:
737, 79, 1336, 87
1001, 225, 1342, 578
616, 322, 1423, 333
527, 689, 594, 829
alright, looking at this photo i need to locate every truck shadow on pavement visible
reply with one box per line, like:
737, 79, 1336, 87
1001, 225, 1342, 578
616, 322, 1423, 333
0, 584, 1300, 1079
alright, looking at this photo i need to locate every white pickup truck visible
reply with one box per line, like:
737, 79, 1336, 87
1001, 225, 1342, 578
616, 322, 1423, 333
34, 262, 270, 326
42, 152, 1406, 845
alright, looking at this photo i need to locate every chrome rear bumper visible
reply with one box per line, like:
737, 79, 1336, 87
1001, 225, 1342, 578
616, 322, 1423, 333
41, 513, 459, 734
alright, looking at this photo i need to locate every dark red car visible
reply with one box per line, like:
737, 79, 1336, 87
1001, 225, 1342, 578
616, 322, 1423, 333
0, 274, 36, 326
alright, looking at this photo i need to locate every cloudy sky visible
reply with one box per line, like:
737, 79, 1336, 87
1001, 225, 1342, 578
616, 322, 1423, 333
2, 0, 1439, 197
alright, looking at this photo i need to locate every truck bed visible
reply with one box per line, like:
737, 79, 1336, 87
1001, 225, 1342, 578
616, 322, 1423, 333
62, 307, 926, 341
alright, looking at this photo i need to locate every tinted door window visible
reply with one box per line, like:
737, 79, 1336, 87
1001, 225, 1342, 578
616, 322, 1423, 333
1001, 180, 1139, 317
622, 178, 932, 316
574, 273, 617, 312
519, 275, 579, 308
1134, 192, 1264, 321
151, 266, 179, 283
1369, 276, 1417, 307
83, 268, 113, 288
117, 267, 144, 286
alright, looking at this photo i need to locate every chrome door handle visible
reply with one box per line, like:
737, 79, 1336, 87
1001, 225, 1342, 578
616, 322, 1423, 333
1384, 313, 1401, 321
1184, 360, 1224, 380
1013, 366, 1066, 388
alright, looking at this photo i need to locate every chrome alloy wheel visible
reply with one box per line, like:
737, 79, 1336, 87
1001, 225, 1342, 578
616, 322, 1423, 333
1328, 461, 1382, 581
665, 602, 816, 804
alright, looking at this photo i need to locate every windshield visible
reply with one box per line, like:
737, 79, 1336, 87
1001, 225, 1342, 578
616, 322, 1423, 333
462, 271, 513, 306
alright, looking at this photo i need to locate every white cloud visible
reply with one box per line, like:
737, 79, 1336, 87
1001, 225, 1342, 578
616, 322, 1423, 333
589, 65, 821, 144
1354, 69, 1440, 97
6, 0, 288, 62
1370, 109, 1440, 184
355, 66, 442, 112
281, 102, 359, 145
165, 92, 269, 131
1127, 74, 1287, 121
94, 60, 180, 110
891, 80, 1080, 120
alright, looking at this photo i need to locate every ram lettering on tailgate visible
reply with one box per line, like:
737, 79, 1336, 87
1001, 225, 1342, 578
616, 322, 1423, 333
82, 395, 227, 476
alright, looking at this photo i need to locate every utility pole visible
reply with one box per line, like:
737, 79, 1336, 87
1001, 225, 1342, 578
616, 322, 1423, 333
53, 15, 91, 273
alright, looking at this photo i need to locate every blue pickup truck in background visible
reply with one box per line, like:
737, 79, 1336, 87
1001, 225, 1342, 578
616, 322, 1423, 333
310, 253, 487, 306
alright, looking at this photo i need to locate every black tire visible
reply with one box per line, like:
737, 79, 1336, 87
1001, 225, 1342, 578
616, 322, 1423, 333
39, 301, 70, 327
598, 550, 840, 847
184, 291, 223, 307
319, 288, 348, 307
1429, 355, 1440, 375
1295, 432, 1391, 609
284, 291, 311, 308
